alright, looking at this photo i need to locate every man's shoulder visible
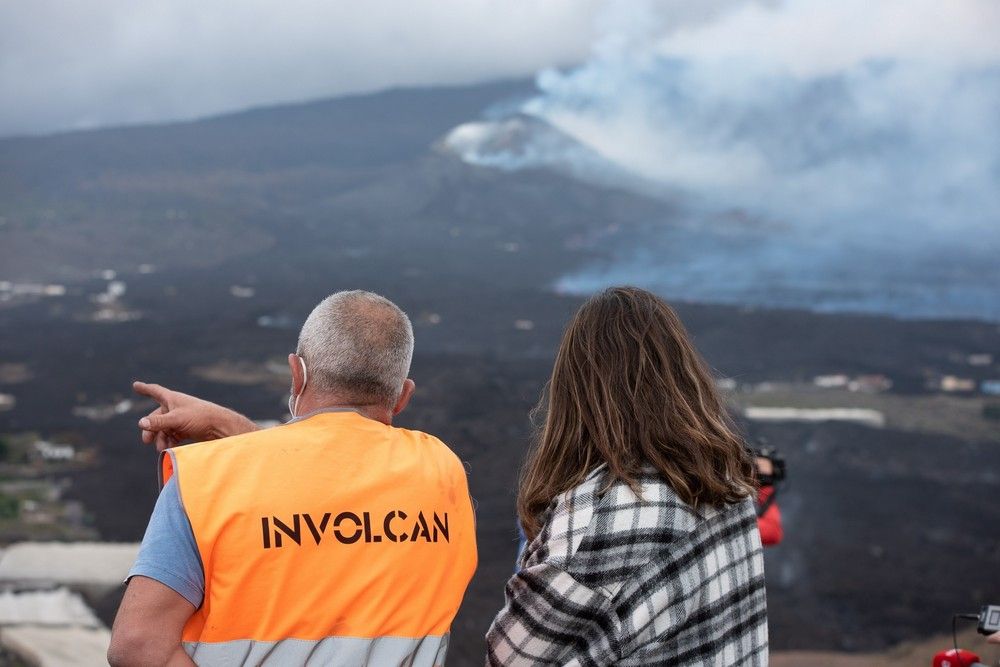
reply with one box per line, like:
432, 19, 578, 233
390, 425, 468, 476
171, 417, 466, 476
170, 421, 287, 461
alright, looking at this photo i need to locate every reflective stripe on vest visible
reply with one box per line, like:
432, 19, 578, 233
160, 411, 477, 666
184, 634, 448, 666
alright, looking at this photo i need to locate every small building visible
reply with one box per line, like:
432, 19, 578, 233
941, 375, 976, 392
230, 285, 255, 298
42, 285, 66, 297
968, 353, 994, 367
848, 374, 892, 393
982, 380, 1000, 396
32, 441, 75, 462
813, 374, 849, 389
0, 588, 110, 667
72, 399, 133, 422
2, 625, 112, 667
0, 544, 138, 667
107, 281, 126, 298
0, 542, 139, 587
0, 587, 101, 627
744, 406, 885, 428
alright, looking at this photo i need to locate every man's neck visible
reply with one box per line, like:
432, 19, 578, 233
293, 393, 393, 425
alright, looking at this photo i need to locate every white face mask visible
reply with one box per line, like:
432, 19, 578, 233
288, 355, 308, 418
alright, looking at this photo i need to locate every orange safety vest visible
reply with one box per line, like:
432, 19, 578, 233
159, 410, 478, 666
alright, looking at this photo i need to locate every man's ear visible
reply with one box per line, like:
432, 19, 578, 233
392, 379, 416, 416
288, 353, 305, 395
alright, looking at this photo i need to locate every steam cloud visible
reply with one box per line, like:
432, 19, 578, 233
448, 0, 1000, 320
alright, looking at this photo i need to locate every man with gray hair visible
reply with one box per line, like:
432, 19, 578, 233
109, 290, 478, 667
293, 289, 416, 416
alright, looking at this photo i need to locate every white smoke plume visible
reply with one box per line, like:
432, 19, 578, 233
447, 0, 1000, 320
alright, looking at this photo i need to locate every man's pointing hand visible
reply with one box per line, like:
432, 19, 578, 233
133, 381, 258, 452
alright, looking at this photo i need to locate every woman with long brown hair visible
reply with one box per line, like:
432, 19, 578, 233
486, 287, 768, 665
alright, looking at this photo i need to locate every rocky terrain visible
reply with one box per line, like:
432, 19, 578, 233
0, 80, 998, 664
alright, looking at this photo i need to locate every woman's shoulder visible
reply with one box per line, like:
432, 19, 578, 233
592, 468, 703, 532
528, 469, 693, 566
526, 467, 756, 592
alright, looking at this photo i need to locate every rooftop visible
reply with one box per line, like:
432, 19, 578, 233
0, 542, 138, 587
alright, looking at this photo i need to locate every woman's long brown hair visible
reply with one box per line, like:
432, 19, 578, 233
518, 286, 755, 541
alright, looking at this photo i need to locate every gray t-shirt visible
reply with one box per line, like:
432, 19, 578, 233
127, 477, 205, 608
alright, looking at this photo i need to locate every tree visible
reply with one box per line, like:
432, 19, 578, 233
0, 493, 18, 520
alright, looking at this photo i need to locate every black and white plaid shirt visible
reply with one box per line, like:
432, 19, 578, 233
486, 465, 768, 666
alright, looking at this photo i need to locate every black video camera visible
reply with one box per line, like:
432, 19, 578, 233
752, 443, 786, 487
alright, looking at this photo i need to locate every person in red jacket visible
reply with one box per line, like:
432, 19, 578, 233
755, 452, 784, 546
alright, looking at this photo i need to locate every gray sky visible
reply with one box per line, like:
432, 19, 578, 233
0, 0, 603, 137
7, 0, 994, 141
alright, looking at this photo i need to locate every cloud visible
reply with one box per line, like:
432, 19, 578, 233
658, 0, 1000, 75
0, 0, 604, 137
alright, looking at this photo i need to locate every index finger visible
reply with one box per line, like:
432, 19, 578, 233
133, 381, 171, 407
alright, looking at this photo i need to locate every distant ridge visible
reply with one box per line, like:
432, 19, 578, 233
0, 79, 535, 183
0, 77, 534, 143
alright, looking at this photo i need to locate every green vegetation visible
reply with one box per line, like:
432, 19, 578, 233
0, 433, 28, 464
0, 493, 19, 520
984, 403, 1000, 421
